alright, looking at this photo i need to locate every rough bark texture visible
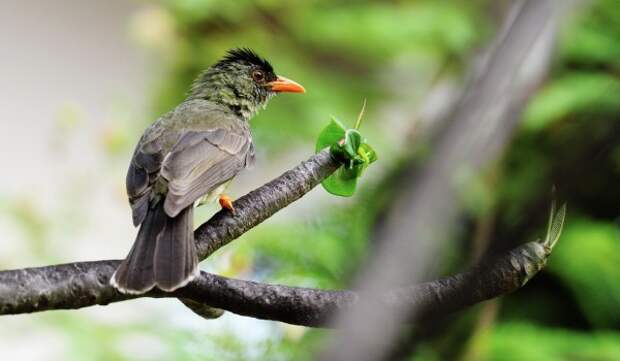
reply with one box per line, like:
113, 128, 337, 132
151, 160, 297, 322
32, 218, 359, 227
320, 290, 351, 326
0, 239, 551, 327
0, 150, 338, 315
178, 241, 550, 327
194, 149, 340, 259
0, 147, 557, 327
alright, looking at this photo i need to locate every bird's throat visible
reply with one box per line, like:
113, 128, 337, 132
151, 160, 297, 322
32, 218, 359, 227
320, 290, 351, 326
189, 78, 263, 121
219, 92, 260, 121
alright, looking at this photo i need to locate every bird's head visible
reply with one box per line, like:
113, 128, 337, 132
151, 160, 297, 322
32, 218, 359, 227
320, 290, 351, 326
188, 48, 305, 120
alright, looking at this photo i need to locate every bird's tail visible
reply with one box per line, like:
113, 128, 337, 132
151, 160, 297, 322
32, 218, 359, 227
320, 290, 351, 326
111, 200, 198, 294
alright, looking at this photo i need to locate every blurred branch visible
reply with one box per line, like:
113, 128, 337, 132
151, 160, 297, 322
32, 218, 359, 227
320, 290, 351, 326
321, 0, 563, 360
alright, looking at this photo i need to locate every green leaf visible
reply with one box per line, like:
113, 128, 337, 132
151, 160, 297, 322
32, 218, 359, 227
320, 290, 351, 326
341, 165, 361, 180
342, 129, 363, 159
350, 162, 368, 178
359, 143, 378, 163
547, 217, 620, 327
523, 72, 620, 131
316, 114, 378, 197
321, 167, 358, 197
315, 117, 346, 153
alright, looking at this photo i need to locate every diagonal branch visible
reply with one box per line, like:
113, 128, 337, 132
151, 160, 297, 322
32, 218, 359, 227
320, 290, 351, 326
194, 149, 340, 259
0, 149, 339, 315
320, 0, 563, 359
0, 146, 564, 328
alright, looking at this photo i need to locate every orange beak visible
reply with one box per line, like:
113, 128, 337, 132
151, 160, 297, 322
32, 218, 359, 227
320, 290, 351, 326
268, 75, 306, 93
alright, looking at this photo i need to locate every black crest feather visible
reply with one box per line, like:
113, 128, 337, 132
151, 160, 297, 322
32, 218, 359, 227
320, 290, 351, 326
216, 48, 273, 73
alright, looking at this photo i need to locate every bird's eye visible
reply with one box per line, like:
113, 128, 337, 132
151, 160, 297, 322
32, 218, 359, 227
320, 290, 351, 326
252, 70, 265, 82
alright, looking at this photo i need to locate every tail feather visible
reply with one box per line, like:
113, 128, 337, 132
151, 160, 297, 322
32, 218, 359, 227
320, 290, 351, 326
154, 205, 198, 291
111, 200, 198, 294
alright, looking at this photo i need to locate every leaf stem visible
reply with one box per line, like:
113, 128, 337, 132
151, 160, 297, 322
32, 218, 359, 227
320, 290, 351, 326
354, 99, 367, 130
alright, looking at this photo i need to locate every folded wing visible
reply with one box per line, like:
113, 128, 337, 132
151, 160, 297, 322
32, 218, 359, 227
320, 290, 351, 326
161, 129, 253, 217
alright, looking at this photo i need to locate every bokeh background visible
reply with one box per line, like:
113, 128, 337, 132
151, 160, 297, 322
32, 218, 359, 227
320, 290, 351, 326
1, 0, 619, 360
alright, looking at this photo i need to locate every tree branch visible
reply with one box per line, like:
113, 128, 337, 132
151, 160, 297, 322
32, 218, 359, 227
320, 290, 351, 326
0, 149, 339, 315
178, 240, 552, 327
0, 238, 554, 326
321, 0, 562, 359
0, 146, 561, 329
195, 149, 340, 259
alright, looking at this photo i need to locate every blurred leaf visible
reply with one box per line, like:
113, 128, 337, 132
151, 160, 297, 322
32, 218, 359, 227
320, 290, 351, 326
287, 2, 481, 62
562, 0, 620, 69
454, 166, 495, 217
488, 322, 620, 361
547, 217, 620, 328
523, 72, 620, 131
237, 208, 372, 289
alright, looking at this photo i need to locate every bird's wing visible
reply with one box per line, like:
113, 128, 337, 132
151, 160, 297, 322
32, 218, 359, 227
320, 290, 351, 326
160, 128, 252, 218
126, 129, 167, 227
126, 100, 253, 225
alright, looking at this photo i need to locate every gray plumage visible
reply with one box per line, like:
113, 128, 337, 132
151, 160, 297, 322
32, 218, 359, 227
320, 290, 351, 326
110, 48, 301, 294
111, 100, 254, 294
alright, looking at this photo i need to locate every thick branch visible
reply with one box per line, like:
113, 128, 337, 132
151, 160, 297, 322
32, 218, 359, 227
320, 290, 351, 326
0, 240, 552, 326
0, 147, 558, 327
179, 240, 550, 327
0, 150, 339, 315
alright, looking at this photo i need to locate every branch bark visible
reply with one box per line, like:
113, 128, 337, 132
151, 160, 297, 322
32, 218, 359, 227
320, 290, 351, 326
0, 146, 559, 325
0, 149, 339, 315
178, 240, 552, 327
0, 125, 561, 329
0, 238, 553, 327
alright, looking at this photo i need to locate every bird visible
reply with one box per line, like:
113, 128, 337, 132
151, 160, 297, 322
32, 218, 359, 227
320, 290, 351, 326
111, 48, 305, 294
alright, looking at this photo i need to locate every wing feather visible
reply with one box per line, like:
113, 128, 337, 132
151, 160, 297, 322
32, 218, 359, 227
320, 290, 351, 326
126, 135, 166, 226
125, 100, 252, 224
161, 130, 250, 217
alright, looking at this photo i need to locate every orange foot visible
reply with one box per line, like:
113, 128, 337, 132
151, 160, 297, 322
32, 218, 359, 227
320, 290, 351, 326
219, 194, 235, 214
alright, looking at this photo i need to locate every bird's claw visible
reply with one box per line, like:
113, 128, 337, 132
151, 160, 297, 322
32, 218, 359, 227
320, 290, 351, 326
219, 195, 235, 214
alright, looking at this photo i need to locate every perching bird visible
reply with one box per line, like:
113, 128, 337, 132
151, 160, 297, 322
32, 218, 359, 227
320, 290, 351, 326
111, 48, 305, 294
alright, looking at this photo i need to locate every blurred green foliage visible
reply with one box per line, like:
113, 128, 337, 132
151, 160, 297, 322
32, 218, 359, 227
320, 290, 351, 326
489, 323, 620, 361
3, 0, 620, 360
548, 218, 620, 328
144, 0, 486, 156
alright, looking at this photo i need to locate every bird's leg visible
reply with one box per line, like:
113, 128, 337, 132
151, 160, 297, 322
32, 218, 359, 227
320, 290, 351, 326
219, 194, 235, 214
